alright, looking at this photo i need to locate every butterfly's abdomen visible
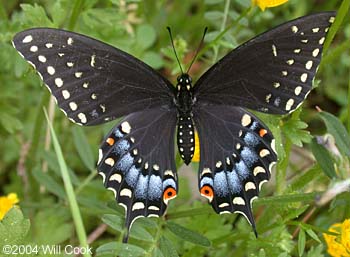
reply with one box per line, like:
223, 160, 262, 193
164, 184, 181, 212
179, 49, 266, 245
177, 114, 195, 165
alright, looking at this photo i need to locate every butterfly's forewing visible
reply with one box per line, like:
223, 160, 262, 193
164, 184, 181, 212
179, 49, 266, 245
97, 107, 178, 241
193, 105, 277, 231
194, 12, 336, 114
12, 28, 175, 125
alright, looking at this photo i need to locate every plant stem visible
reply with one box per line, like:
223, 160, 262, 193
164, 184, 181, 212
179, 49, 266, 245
68, 0, 84, 30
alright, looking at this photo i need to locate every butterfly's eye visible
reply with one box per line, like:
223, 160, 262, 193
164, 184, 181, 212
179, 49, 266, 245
163, 187, 177, 202
177, 76, 182, 83
200, 185, 214, 202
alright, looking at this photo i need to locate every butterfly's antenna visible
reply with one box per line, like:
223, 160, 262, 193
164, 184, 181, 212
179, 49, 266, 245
167, 27, 184, 74
187, 27, 208, 74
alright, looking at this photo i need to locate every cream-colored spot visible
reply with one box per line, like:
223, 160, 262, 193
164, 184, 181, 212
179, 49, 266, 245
133, 149, 138, 155
75, 72, 83, 78
300, 73, 308, 83
97, 149, 103, 164
22, 35, 33, 43
253, 166, 266, 176
201, 168, 212, 176
38, 55, 46, 63
105, 157, 115, 166
47, 66, 55, 75
245, 182, 256, 191
30, 45, 38, 52
67, 37, 74, 45
78, 113, 87, 123
236, 143, 241, 150
294, 86, 302, 96
272, 44, 277, 56
312, 27, 320, 33
259, 149, 270, 157
120, 188, 132, 198
291, 26, 298, 33
273, 82, 280, 88
149, 206, 160, 211
215, 161, 222, 168
107, 187, 117, 197
100, 104, 105, 113
241, 114, 251, 127
285, 98, 295, 111
329, 17, 335, 23
45, 43, 53, 48
282, 71, 288, 76
109, 173, 122, 183
91, 93, 97, 100
83, 82, 89, 88
266, 94, 271, 103
132, 202, 145, 211
271, 139, 276, 153
305, 60, 313, 70
301, 39, 308, 43
294, 48, 301, 54
153, 164, 159, 171
286, 59, 294, 65
312, 48, 320, 57
226, 157, 231, 165
98, 172, 106, 183
165, 170, 175, 177
319, 37, 325, 45
121, 121, 131, 134
90, 55, 96, 67
144, 162, 149, 170
62, 90, 70, 99
219, 203, 229, 208
69, 102, 78, 111
233, 197, 245, 205
58, 53, 64, 57
67, 62, 74, 67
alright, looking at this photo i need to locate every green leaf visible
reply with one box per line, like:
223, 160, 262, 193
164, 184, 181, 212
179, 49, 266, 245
0, 207, 30, 248
95, 242, 145, 257
166, 221, 211, 247
309, 138, 337, 178
32, 167, 66, 198
136, 24, 156, 49
298, 229, 306, 257
283, 119, 311, 147
20, 3, 54, 27
72, 126, 95, 171
159, 236, 179, 257
143, 51, 164, 69
0, 112, 23, 133
306, 229, 321, 243
102, 214, 123, 231
318, 111, 350, 156
204, 11, 223, 20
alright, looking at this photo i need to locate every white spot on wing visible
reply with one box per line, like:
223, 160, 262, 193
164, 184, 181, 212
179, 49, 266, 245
233, 197, 245, 205
300, 73, 308, 83
45, 43, 53, 48
312, 48, 320, 57
285, 98, 295, 111
97, 149, 103, 164
245, 182, 256, 191
67, 37, 74, 45
253, 166, 265, 176
120, 188, 132, 198
69, 102, 78, 111
75, 72, 83, 78
90, 55, 96, 67
291, 25, 298, 33
30, 45, 38, 52
121, 121, 131, 134
241, 114, 251, 127
62, 90, 70, 99
272, 44, 277, 56
78, 113, 87, 124
294, 86, 302, 96
105, 157, 115, 166
132, 202, 145, 211
305, 60, 313, 70
22, 35, 33, 43
38, 55, 46, 63
110, 173, 122, 183
47, 66, 55, 75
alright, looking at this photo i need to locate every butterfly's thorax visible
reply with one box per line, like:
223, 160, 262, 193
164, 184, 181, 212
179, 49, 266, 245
175, 74, 195, 165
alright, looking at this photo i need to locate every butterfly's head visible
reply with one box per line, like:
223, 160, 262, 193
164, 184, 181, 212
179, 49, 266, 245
177, 73, 192, 91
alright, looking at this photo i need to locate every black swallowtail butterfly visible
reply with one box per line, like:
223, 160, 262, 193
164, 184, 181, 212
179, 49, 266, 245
13, 12, 336, 242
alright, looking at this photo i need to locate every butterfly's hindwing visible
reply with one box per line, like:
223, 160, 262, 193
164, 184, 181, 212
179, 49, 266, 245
12, 28, 175, 126
194, 12, 336, 115
193, 105, 277, 229
97, 107, 178, 236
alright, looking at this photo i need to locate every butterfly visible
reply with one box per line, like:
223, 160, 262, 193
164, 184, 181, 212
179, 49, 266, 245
12, 11, 335, 242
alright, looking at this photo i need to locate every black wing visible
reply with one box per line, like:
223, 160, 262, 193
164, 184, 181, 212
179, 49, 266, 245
12, 28, 175, 125
194, 12, 336, 114
97, 107, 178, 241
193, 105, 277, 233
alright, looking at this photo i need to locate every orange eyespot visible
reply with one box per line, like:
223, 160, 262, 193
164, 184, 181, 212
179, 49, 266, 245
163, 187, 177, 202
106, 137, 115, 146
259, 129, 267, 137
200, 185, 214, 202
